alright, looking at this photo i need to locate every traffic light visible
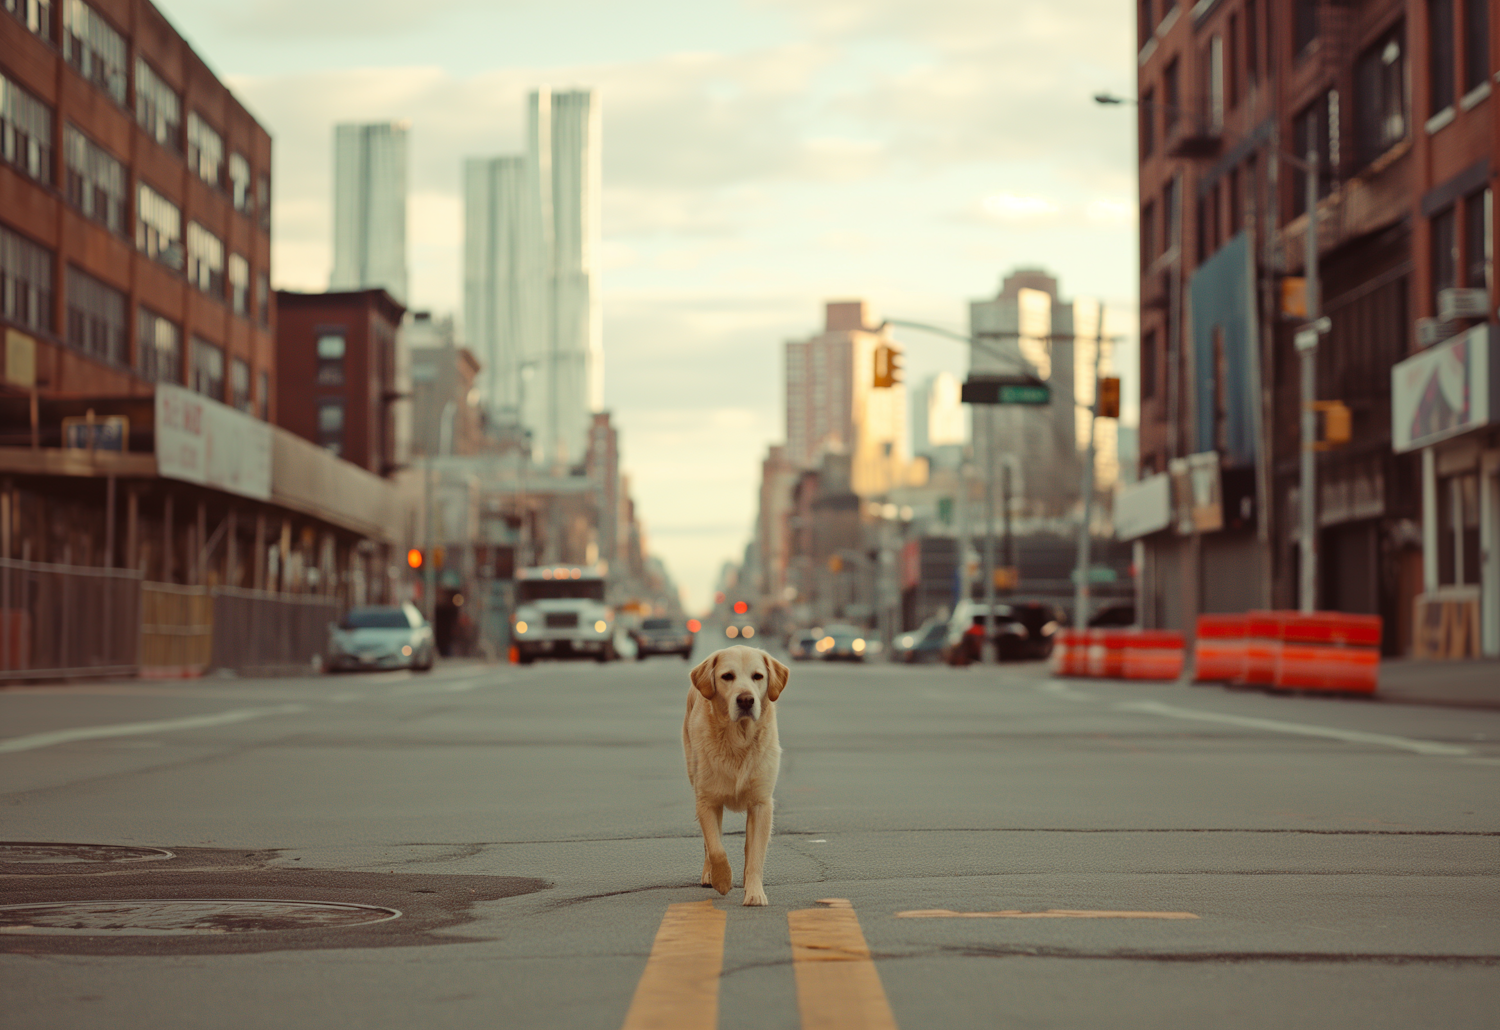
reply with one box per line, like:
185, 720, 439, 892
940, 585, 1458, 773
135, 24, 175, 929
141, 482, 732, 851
873, 343, 902, 388
406, 548, 424, 570
1311, 400, 1352, 450
733, 600, 749, 615
432, 546, 446, 570
1097, 376, 1121, 419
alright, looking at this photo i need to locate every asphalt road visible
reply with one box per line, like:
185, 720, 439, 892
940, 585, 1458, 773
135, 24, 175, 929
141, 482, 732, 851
1, 647, 1497, 1029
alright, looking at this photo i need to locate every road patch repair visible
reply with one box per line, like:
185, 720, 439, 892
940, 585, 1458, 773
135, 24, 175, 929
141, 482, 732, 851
0, 842, 547, 956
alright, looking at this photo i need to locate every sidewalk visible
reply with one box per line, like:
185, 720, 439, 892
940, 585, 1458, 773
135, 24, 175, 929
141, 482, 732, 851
1376, 658, 1500, 711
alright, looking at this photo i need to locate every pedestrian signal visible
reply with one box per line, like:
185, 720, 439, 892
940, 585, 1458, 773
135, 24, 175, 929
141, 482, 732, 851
1098, 377, 1121, 419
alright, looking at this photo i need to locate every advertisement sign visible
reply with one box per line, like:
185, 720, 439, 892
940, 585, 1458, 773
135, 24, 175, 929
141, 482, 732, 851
1113, 472, 1172, 540
1169, 451, 1224, 534
1392, 324, 1497, 453
155, 383, 272, 501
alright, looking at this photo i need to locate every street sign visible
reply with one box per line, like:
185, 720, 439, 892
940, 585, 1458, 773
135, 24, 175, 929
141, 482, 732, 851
961, 376, 1051, 405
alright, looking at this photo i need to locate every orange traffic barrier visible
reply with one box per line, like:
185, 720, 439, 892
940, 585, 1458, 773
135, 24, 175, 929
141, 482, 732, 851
1120, 630, 1185, 680
1242, 611, 1282, 686
1086, 630, 1129, 678
1273, 612, 1381, 694
1050, 629, 1086, 676
1194, 615, 1247, 683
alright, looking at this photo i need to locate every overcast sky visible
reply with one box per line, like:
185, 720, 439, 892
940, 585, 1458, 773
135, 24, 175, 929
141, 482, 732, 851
164, 0, 1140, 611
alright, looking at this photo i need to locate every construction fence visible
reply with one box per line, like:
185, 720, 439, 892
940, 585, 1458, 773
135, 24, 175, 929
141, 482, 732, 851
1, 558, 339, 681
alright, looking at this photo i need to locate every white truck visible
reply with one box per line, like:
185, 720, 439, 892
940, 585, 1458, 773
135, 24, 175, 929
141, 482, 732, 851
510, 564, 616, 663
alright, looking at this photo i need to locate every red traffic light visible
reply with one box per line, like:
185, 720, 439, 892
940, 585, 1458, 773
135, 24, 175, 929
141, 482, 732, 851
687, 619, 701, 633
733, 601, 749, 615
406, 548, 423, 569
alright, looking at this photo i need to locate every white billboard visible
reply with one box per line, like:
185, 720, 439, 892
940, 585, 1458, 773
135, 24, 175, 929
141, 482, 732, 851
1113, 471, 1171, 540
155, 383, 272, 501
1392, 324, 1497, 453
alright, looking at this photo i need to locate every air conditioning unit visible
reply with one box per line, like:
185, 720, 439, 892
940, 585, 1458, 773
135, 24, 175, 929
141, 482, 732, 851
1416, 317, 1457, 348
1437, 287, 1489, 322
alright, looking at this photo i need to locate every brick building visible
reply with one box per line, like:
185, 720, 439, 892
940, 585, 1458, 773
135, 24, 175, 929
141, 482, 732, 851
274, 288, 406, 475
1121, 0, 1497, 656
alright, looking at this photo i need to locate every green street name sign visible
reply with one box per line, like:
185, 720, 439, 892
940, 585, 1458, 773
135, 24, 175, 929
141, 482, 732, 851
961, 376, 1051, 406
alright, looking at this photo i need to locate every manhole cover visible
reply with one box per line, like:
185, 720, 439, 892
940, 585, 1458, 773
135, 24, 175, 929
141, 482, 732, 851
0, 900, 402, 936
0, 843, 175, 865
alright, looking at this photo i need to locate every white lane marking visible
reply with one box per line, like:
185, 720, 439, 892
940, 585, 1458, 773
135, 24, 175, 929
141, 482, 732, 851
1116, 700, 1471, 757
0, 704, 309, 755
1041, 681, 1096, 702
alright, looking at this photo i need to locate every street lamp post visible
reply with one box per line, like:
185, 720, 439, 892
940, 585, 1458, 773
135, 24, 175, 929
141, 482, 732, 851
1074, 303, 1108, 629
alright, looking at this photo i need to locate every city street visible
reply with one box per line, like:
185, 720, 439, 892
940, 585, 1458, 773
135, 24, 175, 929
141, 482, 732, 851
2, 651, 1496, 1029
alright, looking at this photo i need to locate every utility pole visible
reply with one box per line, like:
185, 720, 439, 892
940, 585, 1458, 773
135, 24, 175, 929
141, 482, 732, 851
1297, 148, 1321, 613
982, 405, 997, 663
1073, 302, 1106, 629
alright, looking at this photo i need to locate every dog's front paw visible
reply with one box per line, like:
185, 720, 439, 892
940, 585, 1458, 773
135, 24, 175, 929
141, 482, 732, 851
742, 886, 768, 907
709, 854, 732, 895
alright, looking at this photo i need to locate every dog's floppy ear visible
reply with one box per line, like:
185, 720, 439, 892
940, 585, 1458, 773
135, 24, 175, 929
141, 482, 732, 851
764, 652, 789, 701
689, 651, 719, 699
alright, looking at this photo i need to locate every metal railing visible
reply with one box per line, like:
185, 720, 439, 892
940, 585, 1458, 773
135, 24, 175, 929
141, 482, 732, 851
210, 586, 339, 676
0, 557, 142, 680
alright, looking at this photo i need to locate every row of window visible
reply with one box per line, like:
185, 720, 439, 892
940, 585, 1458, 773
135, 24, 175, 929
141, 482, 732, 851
1, 222, 265, 412
1, 70, 269, 324
1430, 188, 1493, 307
5, 0, 269, 224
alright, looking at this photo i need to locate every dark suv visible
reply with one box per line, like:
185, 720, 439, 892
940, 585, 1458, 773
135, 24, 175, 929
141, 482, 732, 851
632, 617, 695, 660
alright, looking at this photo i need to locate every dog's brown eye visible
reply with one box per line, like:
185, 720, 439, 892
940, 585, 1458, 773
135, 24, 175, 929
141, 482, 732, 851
752, 673, 763, 680
721, 673, 734, 681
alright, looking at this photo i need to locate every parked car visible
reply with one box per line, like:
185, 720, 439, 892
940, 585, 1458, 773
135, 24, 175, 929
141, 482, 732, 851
815, 624, 869, 662
940, 600, 1063, 664
325, 603, 435, 672
632, 617, 695, 660
890, 617, 948, 663
788, 630, 822, 661
1088, 603, 1136, 628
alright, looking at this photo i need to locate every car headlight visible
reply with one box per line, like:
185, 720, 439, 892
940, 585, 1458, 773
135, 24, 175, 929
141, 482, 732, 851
1041, 620, 1059, 636
515, 620, 529, 634
852, 638, 866, 652
594, 620, 607, 633
899, 635, 914, 648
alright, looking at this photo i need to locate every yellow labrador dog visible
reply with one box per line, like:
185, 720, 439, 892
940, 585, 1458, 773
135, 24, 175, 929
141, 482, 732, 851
683, 645, 789, 907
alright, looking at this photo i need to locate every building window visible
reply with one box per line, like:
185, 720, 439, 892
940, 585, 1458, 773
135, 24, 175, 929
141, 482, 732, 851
136, 183, 183, 269
1431, 205, 1458, 311
1293, 0, 1318, 56
134, 58, 181, 151
1141, 328, 1158, 400
257, 174, 271, 232
1227, 15, 1240, 110
64, 125, 125, 234
1246, 0, 1259, 86
256, 270, 270, 326
186, 113, 224, 189
0, 71, 54, 185
228, 254, 249, 316
136, 305, 180, 384
1140, 200, 1156, 268
1163, 58, 1179, 138
187, 222, 224, 298
0, 224, 54, 334
1163, 176, 1179, 247
316, 331, 346, 387
1436, 474, 1481, 586
1354, 26, 1407, 169
1291, 94, 1335, 217
1206, 35, 1224, 132
1428, 0, 1455, 116
1139, 87, 1154, 158
230, 357, 251, 411
1462, 0, 1489, 95
229, 153, 253, 214
1464, 189, 1491, 292
257, 369, 269, 420
65, 264, 125, 365
191, 336, 224, 401
317, 400, 345, 455
63, 0, 126, 106
4, 0, 53, 37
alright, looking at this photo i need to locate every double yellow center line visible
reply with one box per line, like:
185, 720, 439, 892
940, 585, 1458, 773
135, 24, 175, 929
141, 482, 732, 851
621, 898, 897, 1030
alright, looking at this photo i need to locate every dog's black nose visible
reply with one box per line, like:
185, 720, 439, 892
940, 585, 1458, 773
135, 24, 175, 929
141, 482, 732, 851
736, 694, 755, 712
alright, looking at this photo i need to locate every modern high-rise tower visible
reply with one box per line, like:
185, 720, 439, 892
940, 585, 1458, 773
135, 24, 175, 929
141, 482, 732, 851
330, 122, 409, 305
465, 88, 602, 467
